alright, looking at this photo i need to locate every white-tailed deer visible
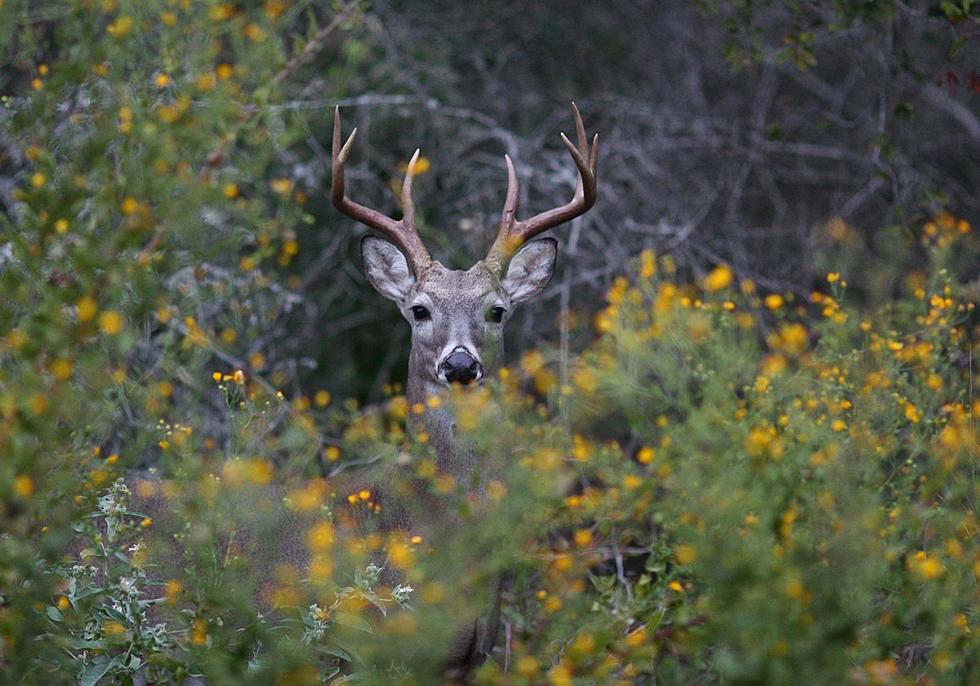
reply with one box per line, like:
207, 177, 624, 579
331, 103, 599, 680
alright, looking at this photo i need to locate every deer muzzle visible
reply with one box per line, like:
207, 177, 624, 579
438, 347, 483, 386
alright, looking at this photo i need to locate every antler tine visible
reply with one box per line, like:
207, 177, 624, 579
401, 148, 421, 230
498, 154, 520, 234
331, 107, 432, 273
486, 103, 599, 274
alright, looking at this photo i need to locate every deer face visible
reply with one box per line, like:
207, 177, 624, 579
361, 236, 557, 387
331, 103, 597, 393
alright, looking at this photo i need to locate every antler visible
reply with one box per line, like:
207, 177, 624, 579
485, 102, 599, 274
331, 106, 432, 274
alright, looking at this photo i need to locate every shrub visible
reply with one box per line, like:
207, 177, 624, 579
1, 1, 977, 684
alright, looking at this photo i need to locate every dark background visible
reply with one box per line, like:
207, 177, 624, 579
266, 0, 978, 401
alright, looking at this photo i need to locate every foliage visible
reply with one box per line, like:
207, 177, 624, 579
1, 1, 978, 685
700, 0, 979, 73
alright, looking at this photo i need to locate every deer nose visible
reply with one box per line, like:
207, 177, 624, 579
439, 348, 483, 385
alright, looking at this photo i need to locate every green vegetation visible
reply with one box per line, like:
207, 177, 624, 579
1, 1, 977, 684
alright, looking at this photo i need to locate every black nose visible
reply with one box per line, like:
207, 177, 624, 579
439, 349, 482, 385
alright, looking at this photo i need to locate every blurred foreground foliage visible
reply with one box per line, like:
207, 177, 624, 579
1, 1, 978, 685
3, 219, 977, 685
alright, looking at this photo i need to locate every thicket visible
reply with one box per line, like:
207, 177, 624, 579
1, 1, 977, 685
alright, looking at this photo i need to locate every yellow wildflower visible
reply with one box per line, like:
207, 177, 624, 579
307, 522, 335, 550
14, 475, 36, 497
675, 544, 697, 565
702, 264, 733, 292
98, 310, 124, 335
764, 293, 785, 310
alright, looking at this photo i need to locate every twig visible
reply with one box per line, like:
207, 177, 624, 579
137, 3, 359, 262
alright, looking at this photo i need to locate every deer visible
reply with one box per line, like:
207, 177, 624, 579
330, 102, 599, 682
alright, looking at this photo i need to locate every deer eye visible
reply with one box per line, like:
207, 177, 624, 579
488, 306, 506, 323
410, 305, 431, 322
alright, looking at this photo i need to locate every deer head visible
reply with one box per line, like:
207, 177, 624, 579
331, 104, 598, 398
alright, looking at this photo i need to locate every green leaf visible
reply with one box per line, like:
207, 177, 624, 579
334, 611, 373, 633
78, 656, 113, 686
64, 637, 106, 650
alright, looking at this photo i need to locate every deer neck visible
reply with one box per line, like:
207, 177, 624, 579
405, 342, 504, 474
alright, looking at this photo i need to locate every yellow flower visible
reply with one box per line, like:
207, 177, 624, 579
909, 552, 944, 580
195, 72, 216, 92
636, 446, 655, 464
106, 15, 133, 37
702, 264, 733, 292
103, 620, 126, 637
269, 178, 292, 196
639, 249, 656, 279
745, 424, 783, 459
623, 628, 647, 649
50, 358, 73, 381
388, 540, 414, 569
764, 293, 784, 310
573, 528, 593, 548
244, 22, 264, 41
516, 655, 540, 677
154, 73, 171, 88
675, 544, 697, 565
165, 580, 182, 605
98, 310, 124, 335
209, 3, 235, 20
549, 663, 573, 686
309, 555, 333, 582
247, 458, 273, 485
190, 618, 208, 645
409, 156, 430, 175
14, 474, 36, 497
744, 427, 769, 458
769, 322, 808, 355
307, 522, 335, 550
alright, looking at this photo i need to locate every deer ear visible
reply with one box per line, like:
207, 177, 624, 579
501, 238, 557, 304
361, 235, 416, 302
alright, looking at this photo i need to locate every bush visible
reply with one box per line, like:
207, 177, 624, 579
1, 1, 977, 684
